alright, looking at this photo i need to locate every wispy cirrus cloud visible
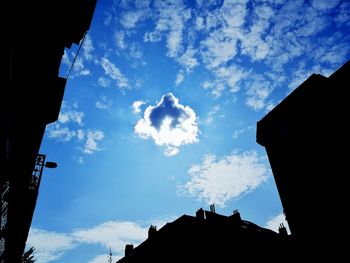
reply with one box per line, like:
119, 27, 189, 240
100, 57, 129, 89
135, 93, 199, 156
175, 70, 185, 86
96, 96, 113, 110
181, 150, 269, 207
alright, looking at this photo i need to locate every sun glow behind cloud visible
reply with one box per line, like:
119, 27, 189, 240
135, 93, 199, 156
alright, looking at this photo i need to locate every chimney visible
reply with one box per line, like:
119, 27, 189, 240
148, 225, 157, 238
210, 204, 216, 213
278, 223, 288, 239
231, 209, 241, 223
196, 208, 205, 220
125, 244, 134, 257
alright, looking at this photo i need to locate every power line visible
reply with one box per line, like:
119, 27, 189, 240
66, 31, 87, 79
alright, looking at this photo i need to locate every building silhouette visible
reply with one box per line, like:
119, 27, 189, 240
0, 1, 96, 262
257, 60, 349, 252
117, 207, 289, 263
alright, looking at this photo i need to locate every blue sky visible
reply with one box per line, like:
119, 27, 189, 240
27, 0, 349, 262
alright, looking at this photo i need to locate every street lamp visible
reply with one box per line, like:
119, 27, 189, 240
45, 162, 58, 168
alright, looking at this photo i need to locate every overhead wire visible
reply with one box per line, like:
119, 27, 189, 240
66, 31, 87, 79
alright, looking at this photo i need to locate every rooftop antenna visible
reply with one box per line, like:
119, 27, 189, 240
108, 247, 112, 263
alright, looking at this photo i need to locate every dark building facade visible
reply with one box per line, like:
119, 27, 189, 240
117, 208, 289, 263
0, 1, 96, 262
257, 60, 349, 247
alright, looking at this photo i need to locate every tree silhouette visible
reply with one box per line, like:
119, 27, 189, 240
21, 247, 36, 263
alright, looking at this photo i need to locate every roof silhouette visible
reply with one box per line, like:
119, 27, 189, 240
117, 208, 289, 263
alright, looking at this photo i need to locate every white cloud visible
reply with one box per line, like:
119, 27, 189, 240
72, 57, 90, 76
96, 96, 113, 110
201, 65, 250, 98
129, 42, 143, 59
58, 110, 84, 125
265, 213, 290, 234
46, 102, 104, 156
89, 254, 124, 263
100, 57, 129, 89
177, 47, 199, 72
175, 71, 185, 86
232, 125, 254, 139
73, 221, 147, 254
199, 1, 249, 69
64, 34, 95, 77
201, 29, 238, 69
288, 61, 336, 91
315, 43, 349, 65
46, 103, 85, 142
27, 228, 76, 263
104, 11, 112, 26
311, 0, 341, 10
98, 77, 111, 88
47, 124, 77, 142
143, 31, 162, 42
148, 1, 191, 58
204, 105, 222, 125
181, 151, 269, 207
240, 20, 271, 61
164, 146, 180, 157
115, 31, 126, 50
82, 34, 95, 61
132, 100, 146, 113
221, 0, 249, 28
334, 2, 350, 26
214, 65, 250, 93
245, 75, 274, 111
195, 17, 204, 31
61, 50, 71, 67
89, 254, 110, 263
287, 61, 312, 90
83, 130, 104, 154
28, 220, 150, 263
135, 93, 199, 156
121, 10, 146, 29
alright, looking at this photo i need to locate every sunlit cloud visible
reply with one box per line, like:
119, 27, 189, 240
181, 151, 269, 207
135, 93, 199, 156
132, 100, 146, 114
